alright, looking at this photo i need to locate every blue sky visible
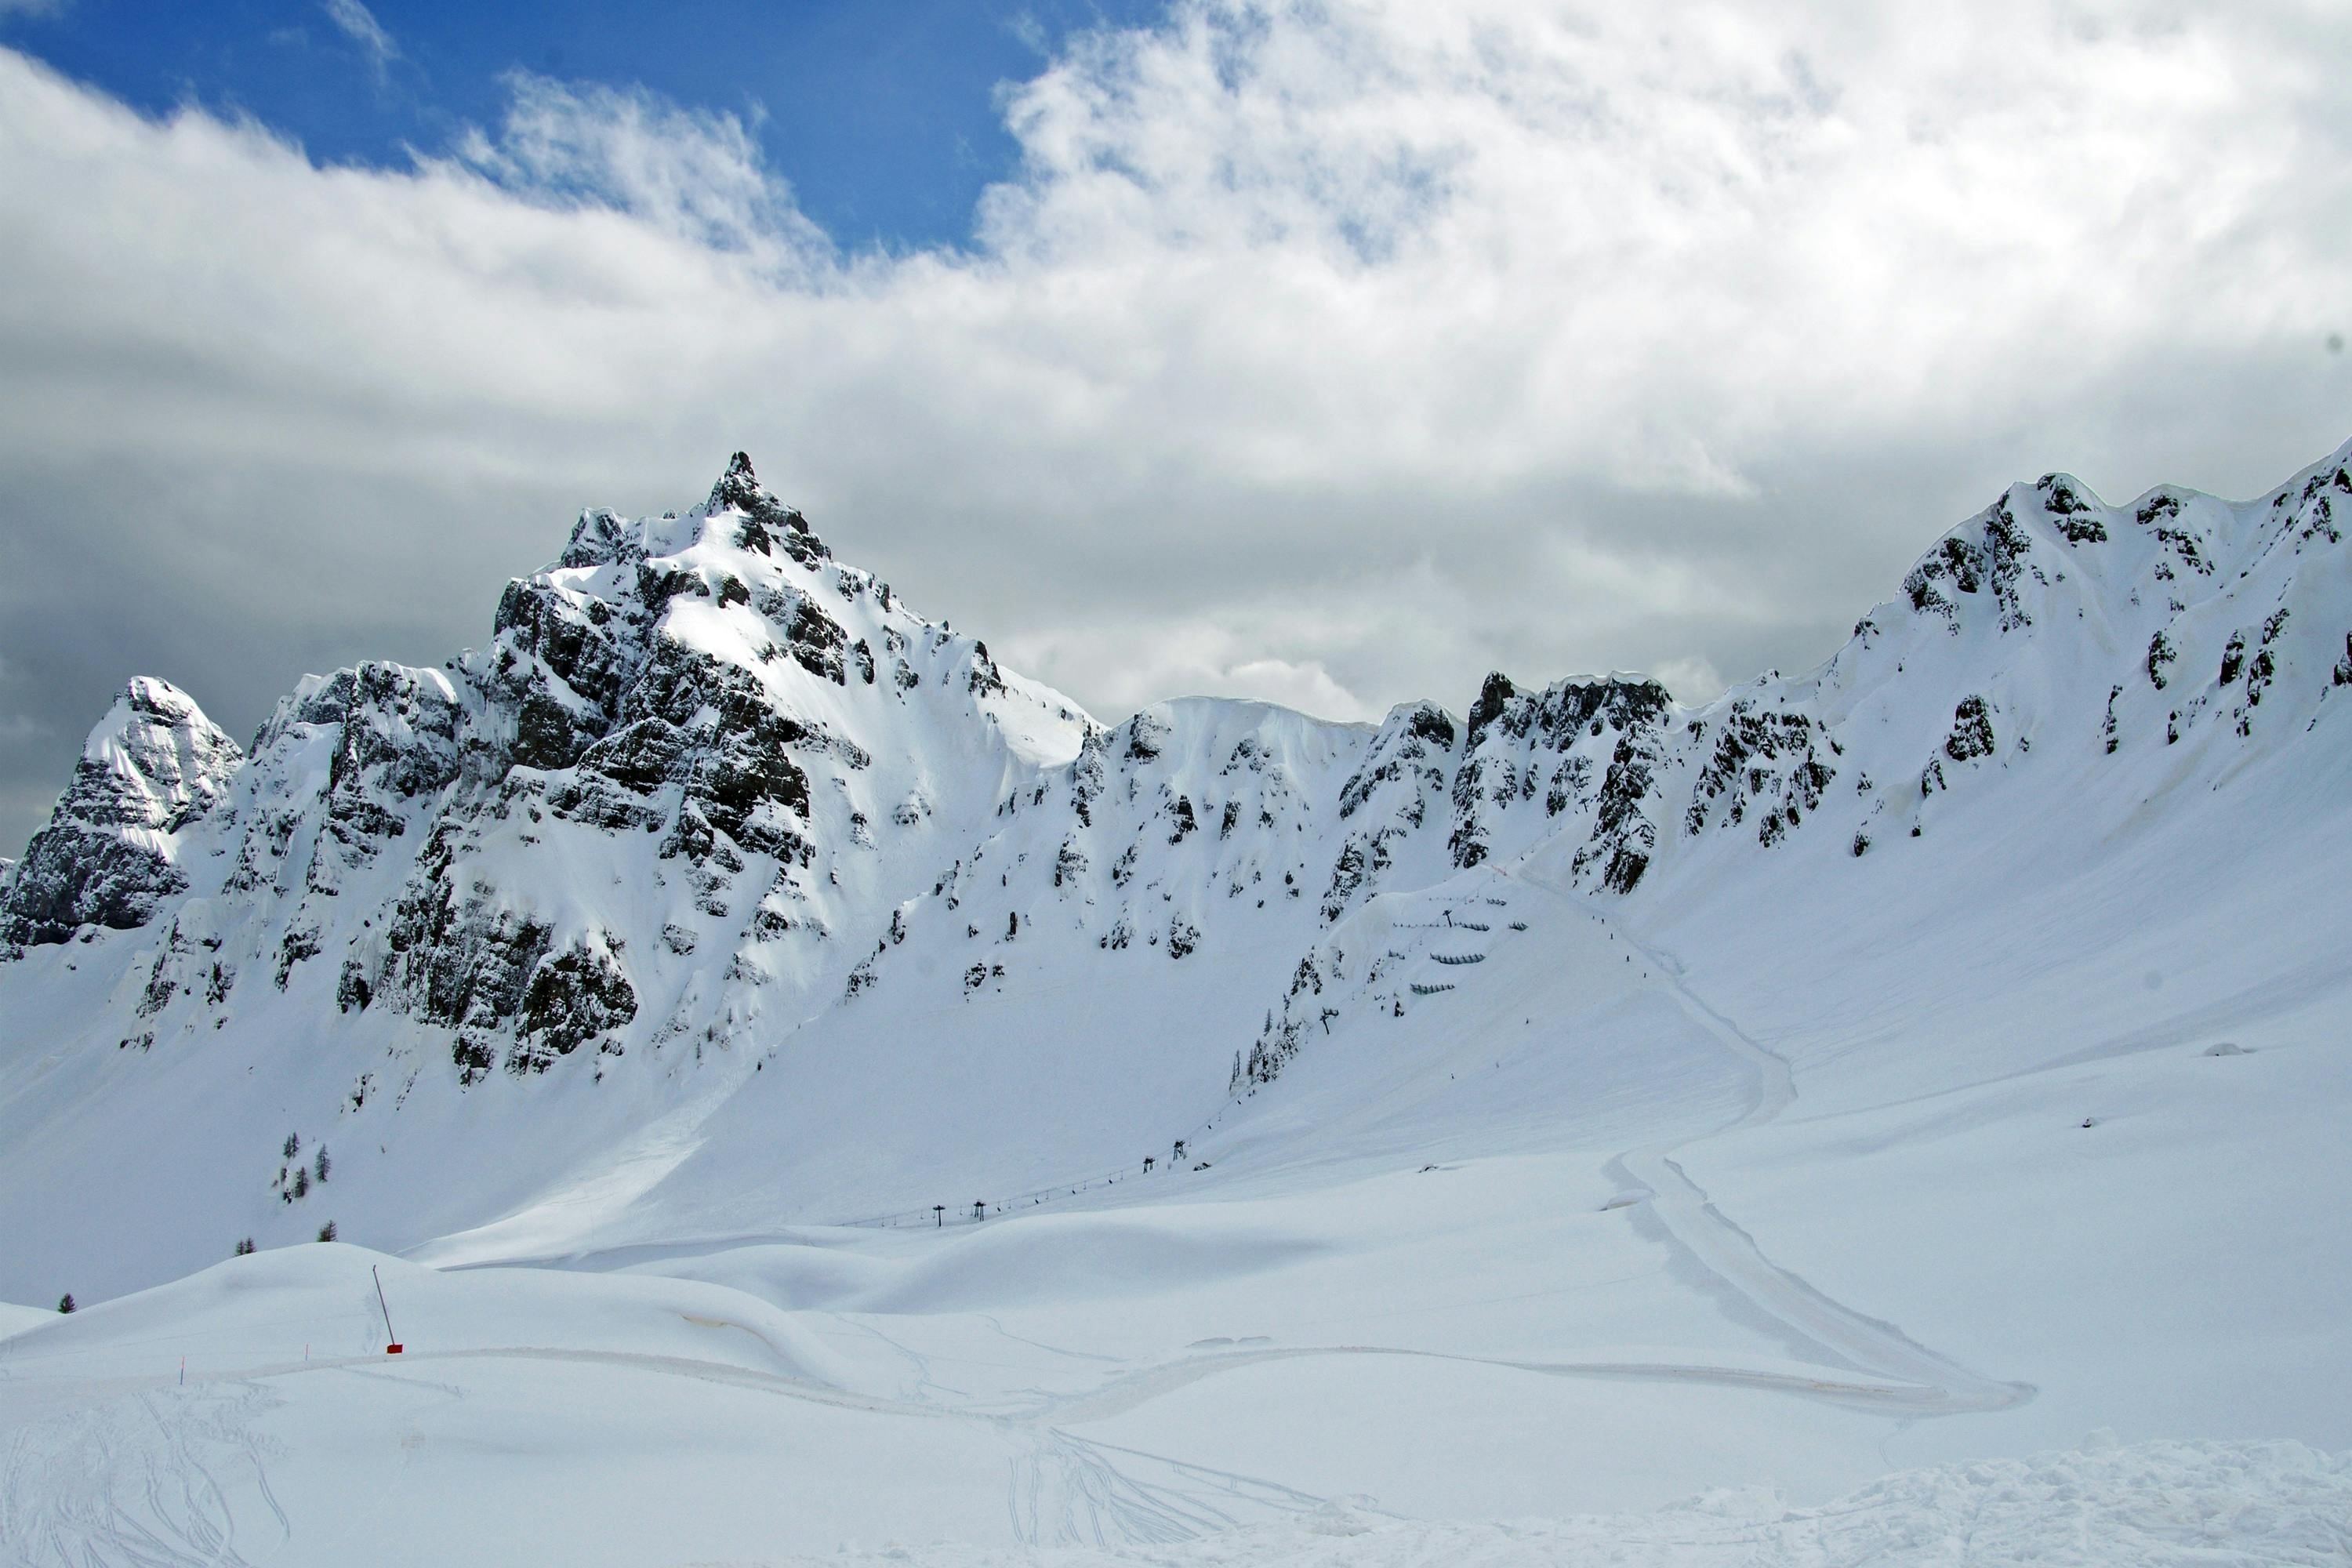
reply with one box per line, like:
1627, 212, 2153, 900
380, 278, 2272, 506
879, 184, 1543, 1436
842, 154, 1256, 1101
0, 0, 1162, 250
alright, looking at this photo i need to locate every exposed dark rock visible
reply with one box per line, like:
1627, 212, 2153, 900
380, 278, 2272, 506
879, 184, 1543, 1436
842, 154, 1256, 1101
784, 596, 850, 685
1684, 702, 1835, 844
968, 641, 1007, 699
1, 680, 243, 947
1572, 732, 1663, 893
509, 939, 638, 1073
1464, 673, 1518, 747
713, 452, 828, 568
2038, 474, 2107, 543
1944, 696, 1996, 762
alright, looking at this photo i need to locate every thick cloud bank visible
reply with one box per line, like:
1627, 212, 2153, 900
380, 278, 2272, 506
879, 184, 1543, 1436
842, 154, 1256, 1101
2, 0, 2348, 850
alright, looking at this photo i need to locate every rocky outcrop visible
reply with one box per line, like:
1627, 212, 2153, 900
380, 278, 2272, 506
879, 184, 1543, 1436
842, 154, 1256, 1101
1, 679, 242, 949
1446, 674, 1671, 880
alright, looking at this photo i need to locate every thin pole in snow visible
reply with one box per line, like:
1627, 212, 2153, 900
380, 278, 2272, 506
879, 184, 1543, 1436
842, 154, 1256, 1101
373, 1265, 402, 1353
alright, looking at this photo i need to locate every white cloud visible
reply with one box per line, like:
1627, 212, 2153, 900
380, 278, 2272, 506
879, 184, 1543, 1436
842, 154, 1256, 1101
321, 0, 397, 78
1, 0, 2350, 852
1001, 615, 1388, 724
448, 74, 829, 268
1652, 656, 1729, 707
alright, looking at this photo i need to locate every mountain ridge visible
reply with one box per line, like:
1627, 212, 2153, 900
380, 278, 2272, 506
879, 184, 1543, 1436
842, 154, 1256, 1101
2, 436, 2347, 1298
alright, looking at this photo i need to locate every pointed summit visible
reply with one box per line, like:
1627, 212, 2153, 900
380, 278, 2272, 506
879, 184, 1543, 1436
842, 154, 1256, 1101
709, 451, 763, 514
705, 452, 827, 565
1, 678, 243, 949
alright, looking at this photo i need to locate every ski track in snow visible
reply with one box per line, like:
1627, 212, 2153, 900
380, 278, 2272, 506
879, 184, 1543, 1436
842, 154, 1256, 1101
0, 1382, 289, 1568
1503, 862, 2034, 1423
0, 1342, 1335, 1554
951, 860, 2034, 1439
1006, 1429, 1326, 1549
763, 1436, 2352, 1567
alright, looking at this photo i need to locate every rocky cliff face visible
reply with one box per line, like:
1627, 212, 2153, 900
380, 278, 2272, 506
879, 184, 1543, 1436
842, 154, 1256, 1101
1, 678, 244, 949
2, 455, 1092, 1080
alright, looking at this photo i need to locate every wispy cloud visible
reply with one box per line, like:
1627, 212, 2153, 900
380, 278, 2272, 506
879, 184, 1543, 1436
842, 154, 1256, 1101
449, 74, 827, 270
321, 0, 397, 78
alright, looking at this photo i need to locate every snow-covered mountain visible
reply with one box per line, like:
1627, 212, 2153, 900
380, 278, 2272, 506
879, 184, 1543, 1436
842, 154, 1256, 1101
5, 442, 2351, 1563
2, 441, 2348, 1301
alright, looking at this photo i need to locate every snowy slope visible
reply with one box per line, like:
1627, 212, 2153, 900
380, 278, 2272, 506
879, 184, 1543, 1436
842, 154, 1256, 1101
2, 1242, 2344, 1565
1, 440, 2349, 1562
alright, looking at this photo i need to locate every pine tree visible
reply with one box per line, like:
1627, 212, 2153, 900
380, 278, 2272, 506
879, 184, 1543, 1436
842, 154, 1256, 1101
314, 1147, 330, 1184
317, 1221, 337, 1243
234, 1237, 256, 1257
292, 1166, 310, 1200
56, 1294, 74, 1314
282, 1132, 300, 1161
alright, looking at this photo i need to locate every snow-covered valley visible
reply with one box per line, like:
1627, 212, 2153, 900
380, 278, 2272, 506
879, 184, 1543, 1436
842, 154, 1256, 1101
1, 445, 2347, 1563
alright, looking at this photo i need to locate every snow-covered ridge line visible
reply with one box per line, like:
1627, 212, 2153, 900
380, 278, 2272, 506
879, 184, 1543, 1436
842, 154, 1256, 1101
0, 437, 2348, 1297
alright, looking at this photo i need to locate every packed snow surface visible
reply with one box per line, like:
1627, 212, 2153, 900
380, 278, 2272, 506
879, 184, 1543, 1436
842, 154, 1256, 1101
785, 1438, 2352, 1567
2, 445, 2350, 1562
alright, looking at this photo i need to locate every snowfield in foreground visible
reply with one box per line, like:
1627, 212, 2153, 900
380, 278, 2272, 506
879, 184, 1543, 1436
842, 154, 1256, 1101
1, 1236, 2346, 1566
3, 444, 2350, 1562
783, 1439, 2352, 1568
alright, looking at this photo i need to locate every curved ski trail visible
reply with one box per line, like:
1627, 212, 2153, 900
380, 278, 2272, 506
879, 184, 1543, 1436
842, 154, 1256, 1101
1508, 864, 2031, 1419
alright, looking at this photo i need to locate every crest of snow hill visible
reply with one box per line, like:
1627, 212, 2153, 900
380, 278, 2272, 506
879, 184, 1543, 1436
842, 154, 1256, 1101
4, 442, 2350, 1100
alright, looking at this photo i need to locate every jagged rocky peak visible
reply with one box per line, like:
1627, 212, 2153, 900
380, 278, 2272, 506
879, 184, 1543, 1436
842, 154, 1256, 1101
79, 679, 243, 826
704, 451, 826, 566
554, 453, 822, 573
1464, 672, 1518, 746
1, 677, 244, 948
706, 450, 768, 514
311, 454, 1094, 1083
